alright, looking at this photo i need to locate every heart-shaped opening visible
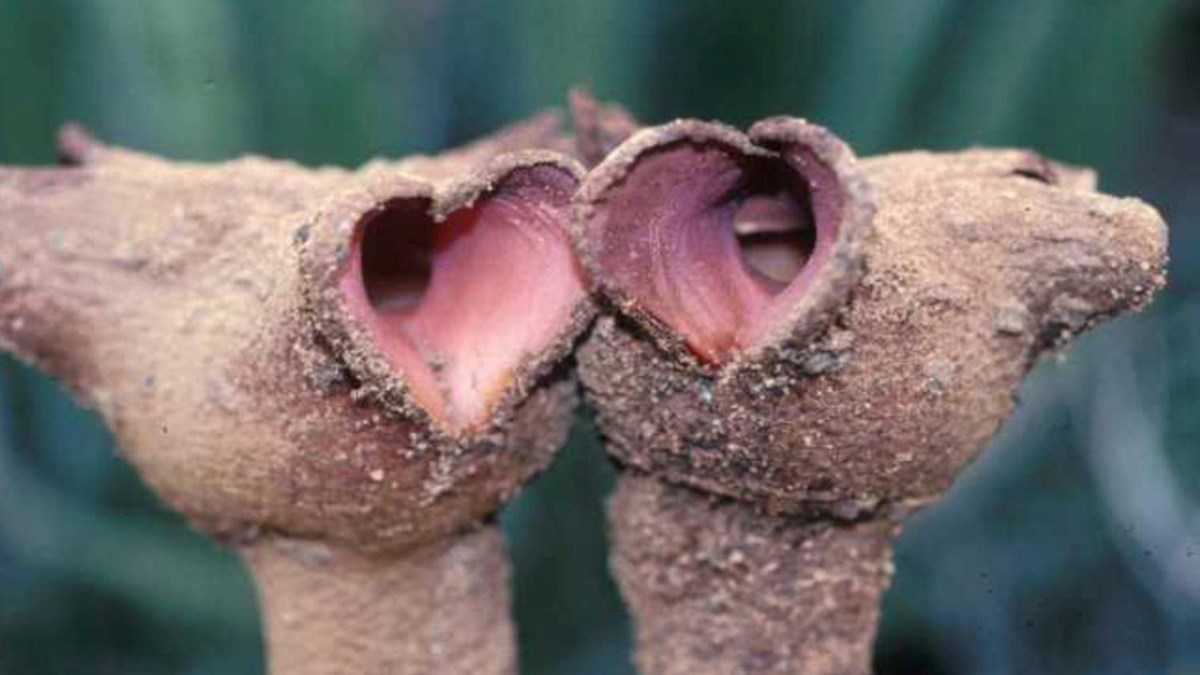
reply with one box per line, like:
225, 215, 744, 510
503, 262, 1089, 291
583, 129, 847, 364
339, 164, 584, 432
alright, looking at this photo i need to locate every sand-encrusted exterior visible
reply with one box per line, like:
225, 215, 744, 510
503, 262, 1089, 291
0, 117, 589, 675
610, 473, 899, 675
572, 111, 1167, 674
0, 95, 1170, 675
576, 120, 1165, 517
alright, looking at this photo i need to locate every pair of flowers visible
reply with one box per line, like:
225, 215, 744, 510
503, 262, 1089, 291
0, 94, 1166, 674
246, 94, 1169, 674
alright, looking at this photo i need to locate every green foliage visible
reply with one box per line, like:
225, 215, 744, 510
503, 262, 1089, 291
2, 1, 1197, 673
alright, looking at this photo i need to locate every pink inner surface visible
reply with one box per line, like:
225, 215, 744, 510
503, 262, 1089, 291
592, 141, 842, 363
339, 167, 583, 431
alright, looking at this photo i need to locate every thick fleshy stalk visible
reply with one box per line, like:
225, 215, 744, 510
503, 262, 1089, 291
573, 112, 1167, 673
610, 474, 898, 675
0, 117, 590, 674
243, 529, 512, 675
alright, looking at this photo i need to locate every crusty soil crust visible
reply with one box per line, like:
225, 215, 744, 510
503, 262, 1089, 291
579, 113, 1166, 675
611, 473, 898, 675
577, 120, 1166, 517
0, 116, 590, 555
0, 115, 588, 675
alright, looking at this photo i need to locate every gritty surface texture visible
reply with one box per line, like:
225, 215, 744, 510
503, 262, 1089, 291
578, 115, 1167, 675
243, 525, 514, 675
0, 116, 586, 674
610, 474, 898, 675
577, 127, 1167, 517
0, 116, 588, 554
569, 89, 640, 167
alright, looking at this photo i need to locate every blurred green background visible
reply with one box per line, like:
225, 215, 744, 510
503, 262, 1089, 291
1, 1, 1198, 673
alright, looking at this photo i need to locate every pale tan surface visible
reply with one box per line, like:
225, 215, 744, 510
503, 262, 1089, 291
611, 474, 899, 675
0, 117, 587, 553
0, 117, 585, 673
243, 526, 514, 675
575, 114, 1167, 674
577, 125, 1167, 517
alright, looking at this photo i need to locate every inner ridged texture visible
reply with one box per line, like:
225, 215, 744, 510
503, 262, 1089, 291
340, 166, 583, 432
592, 140, 841, 363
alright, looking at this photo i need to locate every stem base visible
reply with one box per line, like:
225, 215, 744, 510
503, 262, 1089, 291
609, 473, 898, 675
242, 527, 514, 675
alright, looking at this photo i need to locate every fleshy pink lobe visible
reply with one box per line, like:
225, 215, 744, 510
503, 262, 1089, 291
340, 166, 583, 431
590, 137, 843, 363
